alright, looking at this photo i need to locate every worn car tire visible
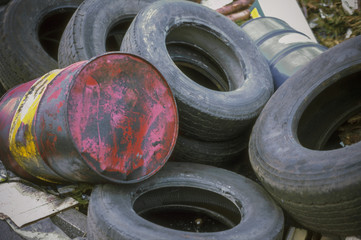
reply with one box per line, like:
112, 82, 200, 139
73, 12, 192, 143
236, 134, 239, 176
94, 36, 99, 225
121, 0, 273, 141
57, 0, 200, 68
249, 36, 361, 236
58, 0, 160, 68
169, 133, 249, 166
0, 0, 82, 90
87, 162, 284, 240
0, 6, 6, 96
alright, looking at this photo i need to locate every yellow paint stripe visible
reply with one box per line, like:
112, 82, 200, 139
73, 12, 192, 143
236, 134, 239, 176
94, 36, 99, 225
251, 8, 261, 18
9, 69, 66, 183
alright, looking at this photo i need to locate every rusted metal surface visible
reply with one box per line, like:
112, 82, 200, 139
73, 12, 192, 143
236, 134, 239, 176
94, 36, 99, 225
0, 79, 43, 183
0, 53, 178, 184
8, 69, 72, 184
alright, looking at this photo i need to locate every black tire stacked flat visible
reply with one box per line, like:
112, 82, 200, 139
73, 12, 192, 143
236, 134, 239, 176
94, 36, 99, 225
249, 35, 361, 236
169, 133, 249, 166
57, 0, 203, 69
0, 0, 82, 90
120, 0, 273, 142
87, 162, 284, 240
58, 0, 160, 68
58, 0, 272, 165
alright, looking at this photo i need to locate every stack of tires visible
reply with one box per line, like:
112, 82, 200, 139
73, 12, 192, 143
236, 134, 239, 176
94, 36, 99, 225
0, 0, 360, 239
56, 0, 275, 167
249, 35, 361, 237
0, 0, 283, 239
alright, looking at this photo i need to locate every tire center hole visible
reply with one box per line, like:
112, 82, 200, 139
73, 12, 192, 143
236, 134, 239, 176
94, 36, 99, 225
167, 43, 229, 91
166, 25, 242, 91
38, 8, 77, 60
107, 22, 240, 92
133, 186, 242, 233
105, 18, 133, 52
297, 69, 361, 150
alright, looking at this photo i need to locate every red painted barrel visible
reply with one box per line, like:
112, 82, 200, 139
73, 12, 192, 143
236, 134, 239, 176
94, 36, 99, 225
0, 53, 178, 184
0, 79, 45, 184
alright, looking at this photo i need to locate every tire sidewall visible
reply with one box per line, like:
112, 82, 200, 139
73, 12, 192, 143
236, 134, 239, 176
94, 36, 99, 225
170, 133, 249, 166
88, 163, 284, 240
249, 36, 361, 202
121, 0, 273, 120
1, 0, 82, 72
58, 0, 160, 66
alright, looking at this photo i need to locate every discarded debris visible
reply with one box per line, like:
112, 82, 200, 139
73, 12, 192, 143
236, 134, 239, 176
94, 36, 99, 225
0, 182, 78, 227
226, 9, 251, 21
298, 0, 361, 47
338, 113, 361, 146
216, 0, 254, 15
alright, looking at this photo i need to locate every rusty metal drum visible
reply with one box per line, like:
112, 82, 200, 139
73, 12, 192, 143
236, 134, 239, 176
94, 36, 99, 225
0, 53, 178, 184
0, 79, 44, 183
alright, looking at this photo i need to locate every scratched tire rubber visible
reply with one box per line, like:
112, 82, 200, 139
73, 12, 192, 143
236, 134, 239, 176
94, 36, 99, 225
57, 0, 160, 68
121, 1, 273, 141
0, 6, 7, 96
0, 0, 82, 90
249, 36, 361, 236
169, 133, 249, 166
168, 43, 250, 166
57, 0, 198, 68
87, 162, 284, 240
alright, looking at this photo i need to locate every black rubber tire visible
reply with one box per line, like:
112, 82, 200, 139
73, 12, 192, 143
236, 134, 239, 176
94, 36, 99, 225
169, 133, 249, 166
58, 0, 161, 68
121, 0, 273, 141
57, 0, 200, 68
0, 0, 10, 6
87, 162, 284, 240
0, 78, 5, 97
168, 42, 250, 166
0, 6, 6, 97
0, 0, 82, 90
249, 35, 361, 236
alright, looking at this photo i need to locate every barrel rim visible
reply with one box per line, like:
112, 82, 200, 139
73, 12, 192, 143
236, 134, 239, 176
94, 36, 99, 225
65, 52, 179, 184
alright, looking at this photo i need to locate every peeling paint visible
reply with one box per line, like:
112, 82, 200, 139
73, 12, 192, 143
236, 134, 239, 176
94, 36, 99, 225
8, 70, 64, 183
0, 53, 178, 184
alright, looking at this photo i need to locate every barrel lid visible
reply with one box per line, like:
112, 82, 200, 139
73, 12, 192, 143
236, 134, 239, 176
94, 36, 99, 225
67, 53, 178, 183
